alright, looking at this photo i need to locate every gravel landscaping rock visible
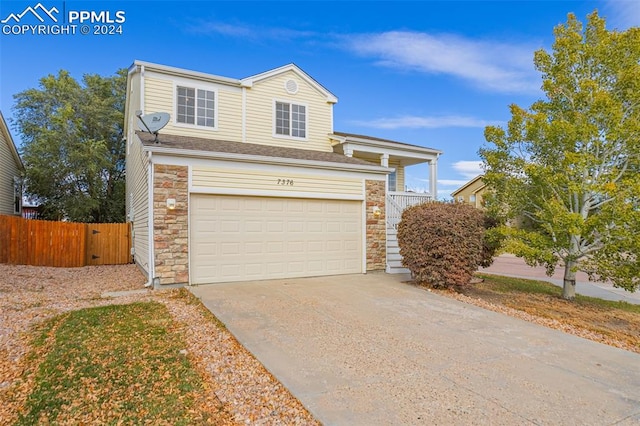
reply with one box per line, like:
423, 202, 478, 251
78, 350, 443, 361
0, 264, 318, 425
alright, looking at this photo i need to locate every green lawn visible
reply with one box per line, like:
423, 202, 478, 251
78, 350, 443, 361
476, 273, 640, 314
17, 302, 214, 425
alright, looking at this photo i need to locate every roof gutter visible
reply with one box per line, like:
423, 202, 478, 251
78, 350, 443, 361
132, 60, 242, 87
142, 145, 390, 174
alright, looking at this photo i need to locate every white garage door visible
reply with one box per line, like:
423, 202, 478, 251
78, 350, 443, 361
190, 195, 363, 284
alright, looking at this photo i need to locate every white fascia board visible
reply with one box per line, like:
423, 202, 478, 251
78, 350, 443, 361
241, 64, 338, 103
328, 134, 347, 145
127, 62, 139, 75
143, 145, 390, 174
132, 60, 241, 87
334, 134, 443, 156
345, 143, 439, 161
154, 154, 388, 182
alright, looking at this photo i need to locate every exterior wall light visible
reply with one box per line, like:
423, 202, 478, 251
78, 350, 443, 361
166, 198, 176, 209
372, 206, 381, 218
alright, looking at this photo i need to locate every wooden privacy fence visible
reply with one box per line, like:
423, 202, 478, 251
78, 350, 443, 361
0, 215, 131, 267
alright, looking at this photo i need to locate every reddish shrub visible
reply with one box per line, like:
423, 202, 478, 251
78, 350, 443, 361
397, 202, 489, 288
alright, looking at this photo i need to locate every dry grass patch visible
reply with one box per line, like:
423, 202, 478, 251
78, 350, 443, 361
0, 264, 318, 425
14, 302, 233, 425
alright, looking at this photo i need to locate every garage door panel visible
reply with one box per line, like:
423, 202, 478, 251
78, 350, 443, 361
288, 221, 304, 232
191, 195, 363, 284
267, 221, 284, 232
244, 242, 263, 254
220, 198, 241, 211
288, 241, 304, 251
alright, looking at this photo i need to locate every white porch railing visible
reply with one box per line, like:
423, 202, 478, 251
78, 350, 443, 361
386, 191, 433, 229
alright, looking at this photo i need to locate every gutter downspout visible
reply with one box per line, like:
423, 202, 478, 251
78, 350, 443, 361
145, 150, 154, 288
241, 86, 247, 143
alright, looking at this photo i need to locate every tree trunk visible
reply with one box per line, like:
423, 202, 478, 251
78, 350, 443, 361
562, 260, 577, 300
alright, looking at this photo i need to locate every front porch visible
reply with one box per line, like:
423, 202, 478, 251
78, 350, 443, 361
385, 191, 433, 273
330, 132, 441, 273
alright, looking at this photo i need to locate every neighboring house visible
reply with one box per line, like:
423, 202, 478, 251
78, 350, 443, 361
451, 175, 486, 208
0, 111, 24, 216
21, 202, 41, 219
125, 61, 441, 286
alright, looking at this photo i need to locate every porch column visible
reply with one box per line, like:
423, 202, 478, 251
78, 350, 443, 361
380, 153, 389, 167
430, 158, 438, 198
343, 143, 353, 157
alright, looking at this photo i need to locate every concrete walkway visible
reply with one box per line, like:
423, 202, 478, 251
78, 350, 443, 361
191, 274, 640, 425
482, 254, 640, 305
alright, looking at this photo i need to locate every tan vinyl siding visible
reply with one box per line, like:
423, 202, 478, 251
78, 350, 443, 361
0, 128, 21, 216
245, 70, 333, 152
126, 135, 150, 276
125, 71, 142, 137
192, 166, 362, 197
453, 178, 486, 208
126, 72, 150, 276
397, 166, 405, 191
143, 76, 242, 142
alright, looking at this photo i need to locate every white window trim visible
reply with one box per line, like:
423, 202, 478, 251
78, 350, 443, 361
173, 82, 218, 131
272, 98, 308, 141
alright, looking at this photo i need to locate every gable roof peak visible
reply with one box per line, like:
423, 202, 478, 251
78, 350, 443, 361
241, 63, 337, 103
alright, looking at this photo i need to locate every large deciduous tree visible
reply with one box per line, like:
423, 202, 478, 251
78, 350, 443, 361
13, 69, 127, 223
480, 12, 640, 299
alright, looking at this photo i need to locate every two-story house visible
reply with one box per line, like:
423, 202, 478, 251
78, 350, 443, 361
124, 61, 441, 287
0, 111, 24, 216
451, 175, 486, 208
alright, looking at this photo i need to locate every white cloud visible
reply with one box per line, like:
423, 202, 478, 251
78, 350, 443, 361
351, 115, 501, 130
345, 31, 540, 94
452, 160, 484, 179
603, 1, 640, 30
189, 22, 254, 37
187, 21, 316, 41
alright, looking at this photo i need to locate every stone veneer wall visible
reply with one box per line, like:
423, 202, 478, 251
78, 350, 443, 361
365, 180, 386, 271
153, 164, 189, 285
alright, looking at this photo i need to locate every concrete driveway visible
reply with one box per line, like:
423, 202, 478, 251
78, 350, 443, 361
191, 273, 640, 425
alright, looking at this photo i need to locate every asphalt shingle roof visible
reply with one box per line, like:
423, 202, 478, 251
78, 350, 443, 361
137, 131, 377, 166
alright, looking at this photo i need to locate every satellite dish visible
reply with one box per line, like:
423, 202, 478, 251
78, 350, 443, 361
136, 111, 170, 142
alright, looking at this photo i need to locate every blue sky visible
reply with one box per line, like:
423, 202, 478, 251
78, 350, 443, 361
1, 1, 638, 198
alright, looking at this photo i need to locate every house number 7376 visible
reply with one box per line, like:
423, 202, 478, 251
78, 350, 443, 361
277, 179, 294, 186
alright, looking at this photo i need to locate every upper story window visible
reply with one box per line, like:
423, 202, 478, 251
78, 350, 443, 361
176, 86, 215, 128
275, 101, 306, 138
